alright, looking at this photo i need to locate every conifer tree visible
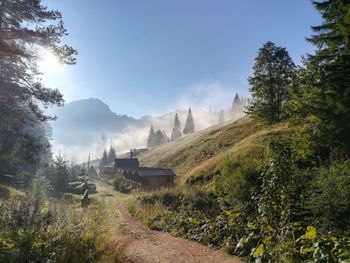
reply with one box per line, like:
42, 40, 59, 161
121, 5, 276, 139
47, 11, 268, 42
183, 108, 195, 134
147, 126, 156, 148
288, 0, 350, 155
52, 155, 69, 196
107, 147, 116, 163
0, 0, 76, 175
154, 129, 167, 145
171, 113, 182, 141
246, 41, 295, 125
100, 150, 108, 166
232, 93, 242, 112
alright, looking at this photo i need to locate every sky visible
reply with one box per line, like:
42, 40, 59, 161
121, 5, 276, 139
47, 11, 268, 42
42, 0, 321, 118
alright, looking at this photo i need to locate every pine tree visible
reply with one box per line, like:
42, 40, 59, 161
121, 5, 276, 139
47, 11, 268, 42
100, 150, 108, 166
154, 129, 167, 145
183, 108, 195, 134
52, 155, 69, 196
107, 147, 116, 163
288, 0, 350, 156
0, 0, 76, 121
246, 41, 295, 125
147, 126, 156, 148
171, 113, 182, 141
0, 0, 76, 175
232, 93, 242, 112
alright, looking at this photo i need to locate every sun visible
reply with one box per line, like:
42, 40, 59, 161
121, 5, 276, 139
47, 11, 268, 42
40, 51, 62, 70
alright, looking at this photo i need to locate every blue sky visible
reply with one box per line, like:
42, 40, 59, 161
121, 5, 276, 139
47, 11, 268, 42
42, 0, 321, 118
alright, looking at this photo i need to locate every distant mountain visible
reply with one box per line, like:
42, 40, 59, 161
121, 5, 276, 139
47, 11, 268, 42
51, 98, 139, 145
49, 97, 245, 162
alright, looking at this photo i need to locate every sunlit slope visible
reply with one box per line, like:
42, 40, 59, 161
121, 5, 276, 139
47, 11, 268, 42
139, 117, 286, 184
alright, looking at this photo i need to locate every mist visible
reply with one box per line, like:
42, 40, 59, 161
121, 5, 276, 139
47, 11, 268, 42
51, 83, 247, 163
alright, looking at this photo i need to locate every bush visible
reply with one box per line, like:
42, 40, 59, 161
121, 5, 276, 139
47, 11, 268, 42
308, 159, 350, 233
113, 176, 131, 193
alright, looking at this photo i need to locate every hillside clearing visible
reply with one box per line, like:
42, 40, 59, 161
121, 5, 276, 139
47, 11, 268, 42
139, 117, 287, 184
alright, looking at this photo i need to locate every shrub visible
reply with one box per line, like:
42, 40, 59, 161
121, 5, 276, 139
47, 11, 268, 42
308, 159, 350, 233
113, 176, 131, 194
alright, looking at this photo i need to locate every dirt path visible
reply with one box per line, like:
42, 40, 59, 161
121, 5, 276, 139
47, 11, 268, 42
97, 184, 242, 263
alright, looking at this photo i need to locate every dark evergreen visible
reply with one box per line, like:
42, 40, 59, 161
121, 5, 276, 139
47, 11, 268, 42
107, 147, 116, 163
246, 41, 295, 125
232, 93, 242, 112
52, 155, 69, 196
288, 0, 350, 156
154, 129, 168, 146
183, 108, 195, 134
0, 0, 76, 175
171, 113, 182, 141
100, 150, 108, 166
147, 126, 156, 148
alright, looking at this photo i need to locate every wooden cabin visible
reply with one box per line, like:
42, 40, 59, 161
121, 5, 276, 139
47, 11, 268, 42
114, 158, 175, 190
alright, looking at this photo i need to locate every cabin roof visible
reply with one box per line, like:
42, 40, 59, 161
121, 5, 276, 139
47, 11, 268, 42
137, 167, 175, 177
114, 158, 140, 170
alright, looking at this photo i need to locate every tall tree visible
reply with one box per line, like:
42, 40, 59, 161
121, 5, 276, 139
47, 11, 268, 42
0, 0, 76, 175
107, 147, 116, 163
288, 0, 350, 156
183, 108, 195, 134
147, 126, 156, 148
100, 150, 108, 166
232, 93, 242, 112
154, 129, 168, 146
246, 41, 295, 125
171, 113, 182, 141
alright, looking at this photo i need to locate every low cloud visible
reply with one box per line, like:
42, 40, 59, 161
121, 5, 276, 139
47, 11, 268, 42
171, 81, 238, 112
51, 81, 246, 163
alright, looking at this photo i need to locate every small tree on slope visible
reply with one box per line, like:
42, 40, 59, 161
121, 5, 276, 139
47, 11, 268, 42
183, 108, 195, 134
171, 113, 182, 141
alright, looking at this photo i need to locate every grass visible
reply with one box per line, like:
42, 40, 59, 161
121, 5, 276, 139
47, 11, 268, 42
0, 184, 126, 263
122, 117, 293, 262
139, 116, 287, 185
0, 184, 25, 200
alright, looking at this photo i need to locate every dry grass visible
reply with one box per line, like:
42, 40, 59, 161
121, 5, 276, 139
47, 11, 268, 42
139, 117, 287, 184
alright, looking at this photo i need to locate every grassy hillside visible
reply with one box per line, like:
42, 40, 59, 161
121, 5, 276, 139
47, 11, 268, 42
131, 117, 350, 262
139, 116, 286, 185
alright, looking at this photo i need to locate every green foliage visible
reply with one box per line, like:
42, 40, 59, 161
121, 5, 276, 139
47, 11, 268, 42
113, 176, 131, 194
246, 41, 296, 125
287, 0, 350, 156
212, 155, 262, 216
308, 158, 350, 233
0, 0, 76, 177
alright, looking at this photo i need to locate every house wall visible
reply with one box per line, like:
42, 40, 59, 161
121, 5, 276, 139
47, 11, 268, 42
141, 176, 174, 190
